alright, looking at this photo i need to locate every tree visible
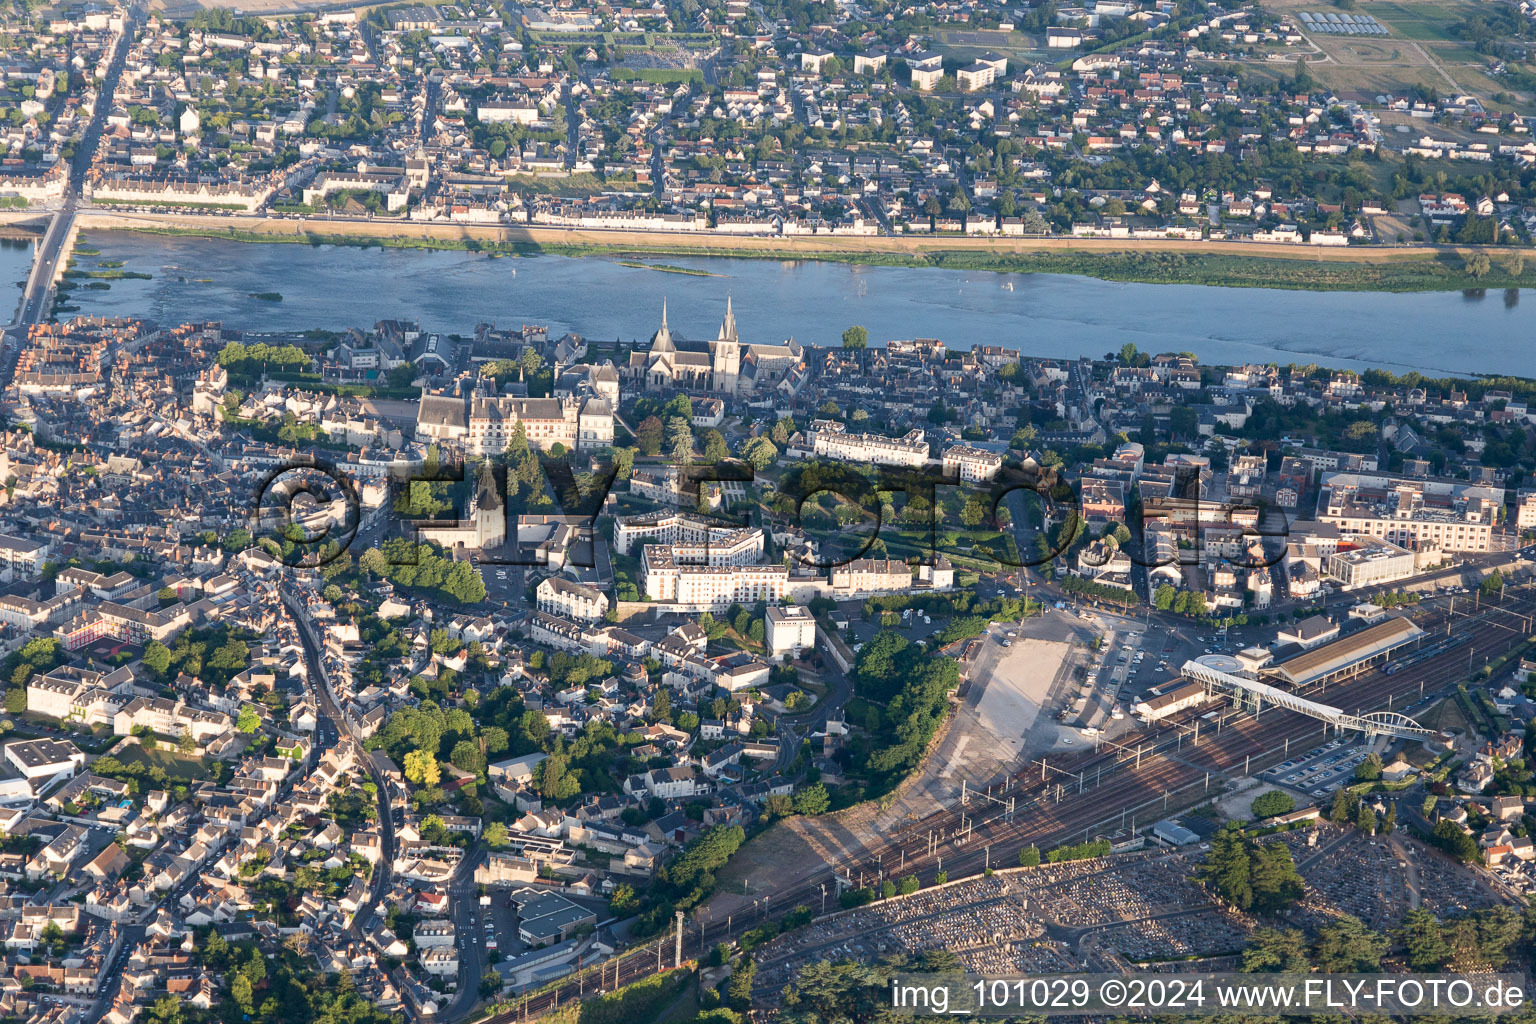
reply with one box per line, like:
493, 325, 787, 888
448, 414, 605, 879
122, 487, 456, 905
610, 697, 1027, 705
1199, 825, 1302, 914
1314, 915, 1386, 971
726, 957, 756, 1011
450, 739, 485, 777
538, 749, 570, 799
142, 641, 172, 675
740, 436, 778, 470
1250, 790, 1295, 819
1018, 845, 1041, 867
635, 416, 665, 456
1241, 927, 1310, 973
1199, 825, 1252, 910
1119, 342, 1139, 364
1397, 908, 1448, 970
484, 821, 509, 848
3, 687, 26, 714
403, 749, 440, 787
609, 883, 639, 914
841, 325, 868, 350
230, 973, 253, 1013
1355, 752, 1383, 781
764, 793, 794, 819
1465, 252, 1491, 279
1429, 819, 1479, 862
702, 430, 730, 464
793, 782, 829, 816
236, 706, 260, 734
1249, 842, 1304, 913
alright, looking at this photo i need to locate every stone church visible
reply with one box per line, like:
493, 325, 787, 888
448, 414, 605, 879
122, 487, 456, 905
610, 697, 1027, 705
627, 299, 802, 396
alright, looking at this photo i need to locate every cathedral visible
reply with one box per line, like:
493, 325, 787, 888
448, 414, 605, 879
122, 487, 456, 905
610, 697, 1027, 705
626, 299, 801, 396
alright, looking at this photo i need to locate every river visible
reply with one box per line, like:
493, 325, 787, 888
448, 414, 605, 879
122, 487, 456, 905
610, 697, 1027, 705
1, 236, 35, 323
53, 230, 1536, 377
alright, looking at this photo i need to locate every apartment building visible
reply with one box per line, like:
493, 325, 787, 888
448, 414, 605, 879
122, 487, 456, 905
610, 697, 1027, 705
803, 420, 929, 468
613, 511, 763, 560
1318, 476, 1499, 553
941, 444, 1004, 483
1326, 536, 1418, 589
535, 576, 610, 623
765, 605, 817, 661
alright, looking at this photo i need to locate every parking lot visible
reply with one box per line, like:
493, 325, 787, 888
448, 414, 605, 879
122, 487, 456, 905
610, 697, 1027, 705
1259, 738, 1374, 800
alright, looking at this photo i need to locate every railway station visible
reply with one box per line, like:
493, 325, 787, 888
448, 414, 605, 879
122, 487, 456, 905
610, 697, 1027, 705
1258, 615, 1426, 688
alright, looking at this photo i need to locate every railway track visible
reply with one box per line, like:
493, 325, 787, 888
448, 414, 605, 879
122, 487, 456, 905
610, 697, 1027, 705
488, 587, 1536, 1021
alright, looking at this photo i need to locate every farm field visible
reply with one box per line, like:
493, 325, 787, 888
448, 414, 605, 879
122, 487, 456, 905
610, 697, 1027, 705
1263, 0, 1526, 107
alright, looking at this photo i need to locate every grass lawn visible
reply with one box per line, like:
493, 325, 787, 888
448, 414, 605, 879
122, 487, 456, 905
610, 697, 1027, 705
116, 743, 210, 780
845, 696, 882, 726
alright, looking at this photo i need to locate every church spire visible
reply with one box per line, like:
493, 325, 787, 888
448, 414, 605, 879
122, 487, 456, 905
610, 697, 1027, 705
650, 299, 674, 352
475, 459, 502, 513
719, 294, 738, 344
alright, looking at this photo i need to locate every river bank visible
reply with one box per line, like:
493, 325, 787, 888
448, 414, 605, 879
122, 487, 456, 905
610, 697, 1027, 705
71, 208, 1532, 293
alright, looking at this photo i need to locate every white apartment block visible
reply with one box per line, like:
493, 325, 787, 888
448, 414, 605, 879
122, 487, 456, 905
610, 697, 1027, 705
535, 576, 610, 623
941, 445, 1004, 483
765, 605, 817, 661
1319, 481, 1496, 553
26, 667, 131, 727
642, 556, 789, 610
113, 696, 232, 744
1326, 536, 1418, 590
828, 558, 914, 596
0, 534, 48, 580
806, 421, 929, 468
1517, 489, 1536, 531
613, 511, 763, 560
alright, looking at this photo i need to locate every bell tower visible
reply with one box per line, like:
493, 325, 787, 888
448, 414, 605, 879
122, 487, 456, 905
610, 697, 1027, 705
712, 295, 741, 393
472, 460, 506, 550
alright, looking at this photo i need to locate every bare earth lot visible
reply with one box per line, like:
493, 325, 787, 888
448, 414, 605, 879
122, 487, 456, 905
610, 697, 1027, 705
711, 613, 1090, 919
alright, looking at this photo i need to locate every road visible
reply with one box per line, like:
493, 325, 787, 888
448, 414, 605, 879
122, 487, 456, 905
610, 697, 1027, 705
773, 661, 850, 772
284, 587, 398, 939
439, 847, 490, 1020
5, 3, 140, 347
